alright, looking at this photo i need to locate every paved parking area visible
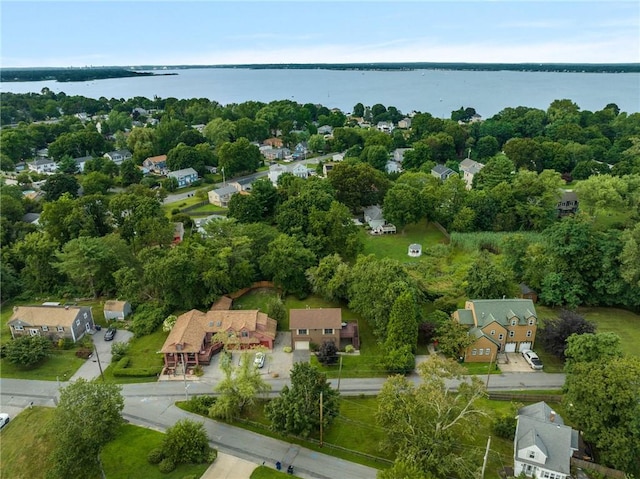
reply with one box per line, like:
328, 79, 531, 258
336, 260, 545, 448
498, 352, 538, 372
200, 452, 258, 479
71, 328, 134, 381
201, 332, 295, 382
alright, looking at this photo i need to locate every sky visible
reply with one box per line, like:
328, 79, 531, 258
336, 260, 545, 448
1, 1, 639, 67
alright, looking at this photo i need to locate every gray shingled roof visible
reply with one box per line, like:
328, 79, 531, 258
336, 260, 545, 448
515, 415, 575, 475
471, 299, 537, 327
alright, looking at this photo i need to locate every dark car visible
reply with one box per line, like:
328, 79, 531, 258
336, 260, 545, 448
104, 326, 117, 341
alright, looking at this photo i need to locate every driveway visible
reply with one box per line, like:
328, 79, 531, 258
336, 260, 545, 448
70, 328, 134, 382
498, 352, 540, 373
200, 452, 258, 479
200, 332, 295, 383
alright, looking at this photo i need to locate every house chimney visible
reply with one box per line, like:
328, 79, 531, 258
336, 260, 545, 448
549, 410, 556, 423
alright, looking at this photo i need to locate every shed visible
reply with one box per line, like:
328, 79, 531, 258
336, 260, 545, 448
519, 283, 538, 303
103, 300, 132, 321
408, 243, 422, 257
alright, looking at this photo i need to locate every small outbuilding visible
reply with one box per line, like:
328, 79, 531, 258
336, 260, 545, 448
103, 300, 132, 321
408, 243, 422, 257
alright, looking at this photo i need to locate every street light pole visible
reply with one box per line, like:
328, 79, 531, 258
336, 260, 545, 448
94, 344, 105, 382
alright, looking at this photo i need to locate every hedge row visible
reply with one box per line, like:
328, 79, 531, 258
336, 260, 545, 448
112, 356, 161, 377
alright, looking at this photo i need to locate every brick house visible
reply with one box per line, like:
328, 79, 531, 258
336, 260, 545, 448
452, 299, 538, 362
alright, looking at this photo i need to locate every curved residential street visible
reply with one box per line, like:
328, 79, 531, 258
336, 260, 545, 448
0, 371, 566, 479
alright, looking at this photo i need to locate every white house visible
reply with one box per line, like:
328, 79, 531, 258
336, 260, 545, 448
459, 158, 485, 189
291, 162, 310, 179
168, 167, 199, 188
103, 150, 132, 165
514, 402, 579, 479
73, 155, 92, 172
363, 205, 386, 230
208, 185, 238, 207
28, 158, 57, 174
386, 161, 402, 174
268, 163, 289, 185
393, 148, 412, 163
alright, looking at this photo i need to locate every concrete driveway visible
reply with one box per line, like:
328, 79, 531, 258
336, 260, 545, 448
201, 332, 295, 382
70, 328, 134, 381
200, 453, 258, 479
498, 352, 541, 373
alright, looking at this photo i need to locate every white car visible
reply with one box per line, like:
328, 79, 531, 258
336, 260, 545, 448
254, 352, 265, 369
0, 413, 10, 430
522, 350, 543, 370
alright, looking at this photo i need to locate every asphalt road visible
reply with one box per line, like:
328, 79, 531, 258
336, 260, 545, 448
0, 371, 565, 479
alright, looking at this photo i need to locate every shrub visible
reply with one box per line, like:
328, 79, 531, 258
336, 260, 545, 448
131, 302, 167, 337
158, 458, 176, 473
433, 297, 458, 314
283, 346, 292, 353
57, 338, 74, 350
493, 413, 517, 440
147, 448, 164, 465
162, 419, 210, 465
381, 345, 415, 374
171, 208, 180, 215
110, 341, 130, 362
185, 395, 216, 416
115, 357, 130, 369
112, 366, 161, 377
317, 341, 339, 365
266, 297, 286, 324
207, 449, 217, 463
309, 342, 319, 352
192, 365, 204, 377
344, 345, 355, 353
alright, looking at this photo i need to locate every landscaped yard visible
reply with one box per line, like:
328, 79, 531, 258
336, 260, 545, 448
102, 328, 167, 383
361, 221, 449, 263
0, 407, 211, 479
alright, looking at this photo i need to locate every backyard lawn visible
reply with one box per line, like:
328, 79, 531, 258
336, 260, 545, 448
361, 221, 449, 263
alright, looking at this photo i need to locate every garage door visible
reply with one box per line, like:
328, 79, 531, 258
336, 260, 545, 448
294, 341, 310, 350
504, 342, 517, 352
518, 342, 532, 352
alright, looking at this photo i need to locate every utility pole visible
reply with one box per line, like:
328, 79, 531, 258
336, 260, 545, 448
486, 351, 495, 389
94, 344, 105, 382
481, 436, 491, 479
319, 391, 324, 447
337, 356, 343, 391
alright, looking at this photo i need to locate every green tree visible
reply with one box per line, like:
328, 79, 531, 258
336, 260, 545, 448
12, 231, 62, 294
306, 253, 350, 302
472, 154, 514, 190
4, 335, 51, 367
376, 357, 486, 478
573, 174, 627, 217
119, 159, 143, 186
327, 162, 391, 212
216, 138, 261, 176
56, 155, 79, 174
434, 320, 474, 359
265, 362, 339, 437
563, 338, 640, 475
308, 134, 326, 153
81, 171, 113, 195
383, 183, 427, 233
41, 173, 79, 201
385, 291, 419, 353
48, 379, 124, 479
161, 419, 212, 466
361, 144, 389, 171
620, 223, 640, 288
259, 234, 316, 297
463, 252, 513, 299
209, 352, 271, 421
538, 310, 596, 359
227, 193, 262, 224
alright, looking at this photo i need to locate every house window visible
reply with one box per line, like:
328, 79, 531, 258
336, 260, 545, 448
471, 349, 477, 356
76, 319, 80, 326
529, 451, 536, 459
42, 326, 49, 332
84, 312, 88, 319
478, 348, 484, 355
511, 319, 517, 326
57, 326, 65, 332
543, 472, 550, 479
323, 328, 333, 335
528, 318, 535, 325
241, 331, 249, 338
14, 325, 23, 331
490, 329, 495, 335
485, 348, 491, 355
297, 329, 308, 335
498, 333, 504, 340
29, 329, 39, 336
509, 331, 515, 338
526, 330, 532, 337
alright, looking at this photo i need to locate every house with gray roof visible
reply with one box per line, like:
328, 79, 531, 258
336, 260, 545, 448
208, 185, 238, 207
514, 402, 579, 479
431, 164, 457, 181
168, 167, 199, 188
459, 158, 485, 189
103, 149, 132, 165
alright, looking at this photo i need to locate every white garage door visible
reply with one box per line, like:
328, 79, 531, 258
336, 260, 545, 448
294, 341, 310, 350
504, 342, 517, 352
518, 342, 532, 352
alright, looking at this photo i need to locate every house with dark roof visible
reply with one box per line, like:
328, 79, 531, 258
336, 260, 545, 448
160, 308, 277, 371
452, 299, 538, 362
557, 190, 579, 217
431, 164, 457, 181
514, 402, 579, 479
103, 149, 132, 165
8, 305, 95, 343
290, 308, 359, 351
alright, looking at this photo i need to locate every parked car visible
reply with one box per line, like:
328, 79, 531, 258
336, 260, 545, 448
522, 350, 543, 370
254, 351, 265, 369
0, 413, 10, 430
104, 326, 117, 341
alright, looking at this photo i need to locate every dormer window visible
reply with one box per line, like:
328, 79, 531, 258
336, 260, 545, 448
511, 319, 517, 326
529, 451, 535, 459
176, 344, 182, 351
528, 318, 535, 325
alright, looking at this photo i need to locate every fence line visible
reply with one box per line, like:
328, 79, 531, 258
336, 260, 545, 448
571, 458, 627, 479
432, 221, 451, 243
488, 392, 563, 403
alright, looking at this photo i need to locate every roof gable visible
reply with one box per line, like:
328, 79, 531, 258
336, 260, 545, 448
9, 305, 88, 328
469, 299, 537, 327
290, 308, 342, 330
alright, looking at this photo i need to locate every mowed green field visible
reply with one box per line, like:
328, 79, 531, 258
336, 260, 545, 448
360, 221, 449, 262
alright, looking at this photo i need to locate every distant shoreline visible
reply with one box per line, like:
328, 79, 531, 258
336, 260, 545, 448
1, 62, 638, 83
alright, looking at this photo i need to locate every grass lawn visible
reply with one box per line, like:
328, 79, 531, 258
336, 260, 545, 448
361, 221, 449, 263
103, 328, 167, 383
536, 305, 640, 358
101, 424, 212, 479
0, 350, 86, 381
0, 406, 57, 479
251, 466, 301, 478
